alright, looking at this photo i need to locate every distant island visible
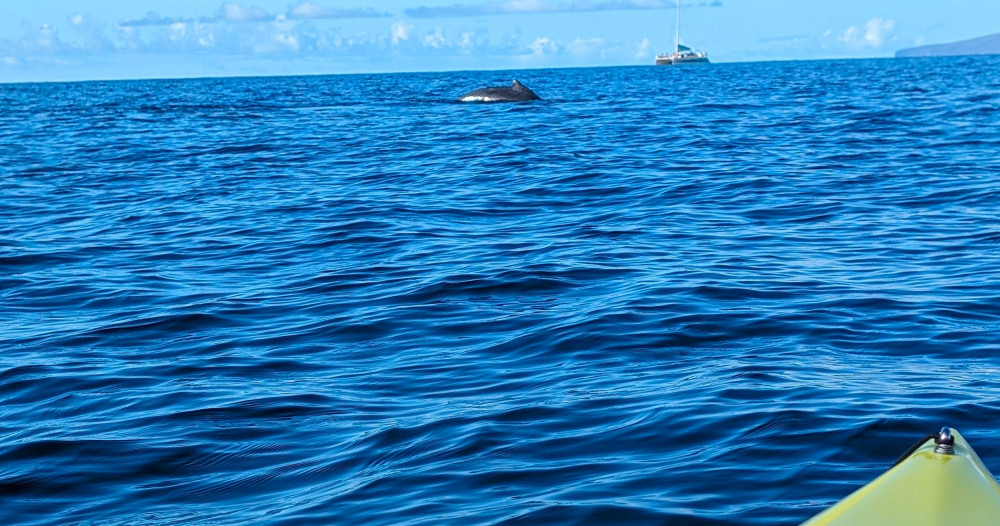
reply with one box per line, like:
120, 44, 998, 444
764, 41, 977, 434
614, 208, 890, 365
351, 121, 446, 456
896, 32, 1000, 57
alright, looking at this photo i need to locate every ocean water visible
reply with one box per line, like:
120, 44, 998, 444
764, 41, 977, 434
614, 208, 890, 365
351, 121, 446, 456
3, 56, 1000, 525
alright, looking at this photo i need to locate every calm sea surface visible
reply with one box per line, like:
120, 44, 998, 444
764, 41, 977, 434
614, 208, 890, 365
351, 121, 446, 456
3, 57, 1000, 525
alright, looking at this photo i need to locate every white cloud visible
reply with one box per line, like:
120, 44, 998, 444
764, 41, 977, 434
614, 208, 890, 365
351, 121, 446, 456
836, 17, 895, 49
288, 2, 333, 18
635, 37, 650, 59
289, 2, 333, 19
391, 21, 413, 44
259, 15, 300, 52
108, 4, 361, 54
67, 13, 116, 52
219, 3, 271, 22
19, 24, 63, 53
168, 23, 188, 42
286, 3, 387, 19
566, 37, 605, 57
423, 27, 446, 48
37, 24, 58, 49
119, 12, 204, 27
459, 31, 476, 51
864, 17, 895, 48
0, 3, 676, 77
838, 26, 857, 44
529, 37, 560, 55
406, 0, 691, 18
198, 32, 217, 48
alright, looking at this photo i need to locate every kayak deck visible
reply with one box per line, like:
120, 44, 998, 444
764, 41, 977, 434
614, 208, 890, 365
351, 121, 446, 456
803, 428, 1000, 525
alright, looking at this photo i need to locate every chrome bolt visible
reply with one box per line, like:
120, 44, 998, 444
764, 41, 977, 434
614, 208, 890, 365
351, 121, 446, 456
934, 427, 955, 455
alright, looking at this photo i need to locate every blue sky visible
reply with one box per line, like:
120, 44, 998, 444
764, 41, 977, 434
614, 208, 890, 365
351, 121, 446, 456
1, 1, 996, 82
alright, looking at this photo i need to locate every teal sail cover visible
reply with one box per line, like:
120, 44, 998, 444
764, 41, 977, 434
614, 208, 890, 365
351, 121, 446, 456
677, 44, 692, 52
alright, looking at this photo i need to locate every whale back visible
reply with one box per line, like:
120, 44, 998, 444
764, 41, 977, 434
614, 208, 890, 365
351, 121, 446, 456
458, 79, 541, 103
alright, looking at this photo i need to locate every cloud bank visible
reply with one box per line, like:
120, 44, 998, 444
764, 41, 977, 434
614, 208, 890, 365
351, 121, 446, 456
119, 13, 208, 28
288, 3, 388, 20
406, 0, 722, 18
119, 2, 388, 27
1, 0, 730, 81
823, 17, 897, 51
110, 3, 398, 55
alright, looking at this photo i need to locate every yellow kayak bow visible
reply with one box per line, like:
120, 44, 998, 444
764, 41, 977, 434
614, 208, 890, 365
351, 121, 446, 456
804, 428, 1000, 525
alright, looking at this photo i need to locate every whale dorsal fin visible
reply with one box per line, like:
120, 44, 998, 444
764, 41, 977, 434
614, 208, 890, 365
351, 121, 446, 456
512, 79, 526, 90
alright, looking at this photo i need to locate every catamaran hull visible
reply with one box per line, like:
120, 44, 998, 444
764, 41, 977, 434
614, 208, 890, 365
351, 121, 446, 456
655, 57, 710, 65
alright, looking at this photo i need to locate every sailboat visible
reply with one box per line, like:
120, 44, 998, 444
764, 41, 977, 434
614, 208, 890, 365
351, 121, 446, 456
655, 1, 709, 65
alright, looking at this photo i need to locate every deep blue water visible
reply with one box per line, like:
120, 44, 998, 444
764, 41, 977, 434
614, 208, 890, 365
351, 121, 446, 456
3, 56, 1000, 525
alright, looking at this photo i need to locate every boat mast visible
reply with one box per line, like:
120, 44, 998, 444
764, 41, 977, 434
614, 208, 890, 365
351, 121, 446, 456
674, 0, 680, 53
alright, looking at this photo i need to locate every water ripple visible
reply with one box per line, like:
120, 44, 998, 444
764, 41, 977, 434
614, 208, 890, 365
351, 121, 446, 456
3, 57, 1000, 524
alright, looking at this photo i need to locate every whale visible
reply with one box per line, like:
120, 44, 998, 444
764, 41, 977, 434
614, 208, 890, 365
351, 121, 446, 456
457, 79, 541, 103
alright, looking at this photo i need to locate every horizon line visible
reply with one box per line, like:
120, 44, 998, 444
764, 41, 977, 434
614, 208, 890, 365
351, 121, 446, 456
0, 54, 944, 86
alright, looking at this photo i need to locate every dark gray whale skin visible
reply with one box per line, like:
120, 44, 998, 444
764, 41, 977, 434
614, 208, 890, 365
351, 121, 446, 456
457, 80, 541, 103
